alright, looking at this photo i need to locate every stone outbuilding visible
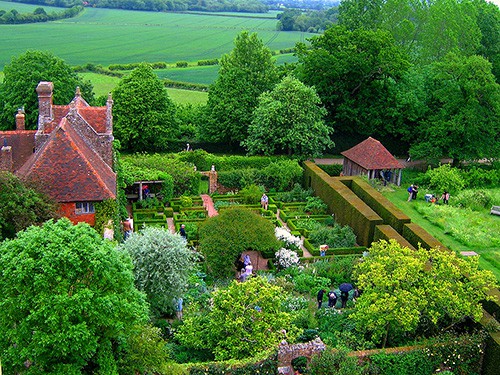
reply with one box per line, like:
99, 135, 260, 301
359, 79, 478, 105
341, 137, 403, 186
0, 81, 116, 226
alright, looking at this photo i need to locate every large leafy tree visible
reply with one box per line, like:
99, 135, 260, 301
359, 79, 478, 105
119, 226, 198, 317
0, 50, 94, 130
411, 53, 500, 164
175, 276, 298, 360
297, 25, 410, 137
0, 171, 58, 240
112, 63, 178, 152
352, 240, 497, 347
339, 0, 486, 65
475, 0, 500, 82
243, 76, 333, 158
201, 31, 278, 144
0, 218, 150, 374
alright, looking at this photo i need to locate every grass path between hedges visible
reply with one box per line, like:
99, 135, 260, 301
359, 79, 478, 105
382, 187, 500, 282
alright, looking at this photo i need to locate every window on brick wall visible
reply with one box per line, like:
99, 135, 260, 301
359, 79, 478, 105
75, 202, 95, 214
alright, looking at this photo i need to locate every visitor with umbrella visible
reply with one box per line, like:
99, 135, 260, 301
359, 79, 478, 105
339, 283, 353, 308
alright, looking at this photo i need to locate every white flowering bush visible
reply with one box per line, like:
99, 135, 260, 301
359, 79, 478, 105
275, 227, 303, 249
275, 247, 300, 270
282, 295, 309, 312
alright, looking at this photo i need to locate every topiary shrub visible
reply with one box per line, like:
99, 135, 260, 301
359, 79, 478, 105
198, 208, 280, 277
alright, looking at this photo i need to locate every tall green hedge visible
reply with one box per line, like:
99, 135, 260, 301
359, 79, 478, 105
373, 225, 416, 250
303, 162, 383, 246
402, 223, 449, 251
348, 178, 411, 234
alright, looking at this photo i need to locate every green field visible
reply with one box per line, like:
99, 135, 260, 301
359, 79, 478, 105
0, 1, 311, 70
155, 65, 219, 85
79, 72, 207, 104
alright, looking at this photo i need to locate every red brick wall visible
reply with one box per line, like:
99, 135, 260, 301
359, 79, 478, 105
59, 202, 95, 226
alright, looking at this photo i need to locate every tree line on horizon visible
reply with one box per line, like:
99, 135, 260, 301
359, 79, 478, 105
7, 0, 269, 13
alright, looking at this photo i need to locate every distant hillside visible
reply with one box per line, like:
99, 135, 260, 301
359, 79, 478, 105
7, 0, 269, 13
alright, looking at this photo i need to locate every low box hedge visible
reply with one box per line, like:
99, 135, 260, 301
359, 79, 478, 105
304, 238, 366, 256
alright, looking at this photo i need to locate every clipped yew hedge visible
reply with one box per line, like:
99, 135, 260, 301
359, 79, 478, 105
347, 178, 411, 234
303, 162, 383, 246
374, 225, 416, 250
402, 223, 449, 251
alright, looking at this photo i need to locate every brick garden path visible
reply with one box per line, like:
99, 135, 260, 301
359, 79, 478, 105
201, 194, 218, 217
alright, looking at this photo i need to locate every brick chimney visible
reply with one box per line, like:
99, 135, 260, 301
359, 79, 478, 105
36, 81, 54, 129
16, 108, 25, 130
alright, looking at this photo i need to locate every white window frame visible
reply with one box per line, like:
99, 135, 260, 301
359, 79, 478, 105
75, 202, 95, 214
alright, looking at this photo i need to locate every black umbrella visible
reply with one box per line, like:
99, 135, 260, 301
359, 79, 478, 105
339, 283, 353, 293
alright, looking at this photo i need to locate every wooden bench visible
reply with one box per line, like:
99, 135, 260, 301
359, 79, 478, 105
491, 206, 500, 216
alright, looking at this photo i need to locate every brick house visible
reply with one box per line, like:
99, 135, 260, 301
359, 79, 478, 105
341, 137, 403, 186
0, 81, 116, 226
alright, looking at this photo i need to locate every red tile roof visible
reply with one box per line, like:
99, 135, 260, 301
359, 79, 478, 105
341, 137, 403, 170
17, 118, 116, 202
43, 105, 107, 134
0, 130, 36, 171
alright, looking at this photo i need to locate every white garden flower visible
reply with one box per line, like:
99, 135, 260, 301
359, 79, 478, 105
275, 247, 300, 269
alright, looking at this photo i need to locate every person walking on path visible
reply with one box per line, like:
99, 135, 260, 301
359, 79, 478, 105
407, 185, 414, 201
122, 217, 133, 240
317, 289, 326, 309
179, 224, 187, 240
261, 193, 269, 210
176, 297, 183, 320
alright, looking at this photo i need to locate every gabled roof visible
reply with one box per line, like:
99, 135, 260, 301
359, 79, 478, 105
341, 137, 403, 170
42, 91, 108, 134
17, 118, 116, 202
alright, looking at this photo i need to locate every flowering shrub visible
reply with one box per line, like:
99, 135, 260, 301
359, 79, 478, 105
275, 248, 300, 270
275, 227, 303, 249
282, 295, 309, 312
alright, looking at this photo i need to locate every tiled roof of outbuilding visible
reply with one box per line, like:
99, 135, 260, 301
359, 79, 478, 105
341, 137, 403, 170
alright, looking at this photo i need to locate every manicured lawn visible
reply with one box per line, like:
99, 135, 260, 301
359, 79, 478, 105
0, 2, 312, 70
382, 186, 500, 281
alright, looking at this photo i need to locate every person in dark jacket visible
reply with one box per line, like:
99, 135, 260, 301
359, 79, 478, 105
317, 289, 326, 309
340, 291, 349, 308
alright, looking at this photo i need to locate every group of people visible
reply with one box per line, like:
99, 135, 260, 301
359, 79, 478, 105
317, 287, 360, 309
422, 191, 451, 205
407, 184, 419, 201
408, 184, 450, 205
